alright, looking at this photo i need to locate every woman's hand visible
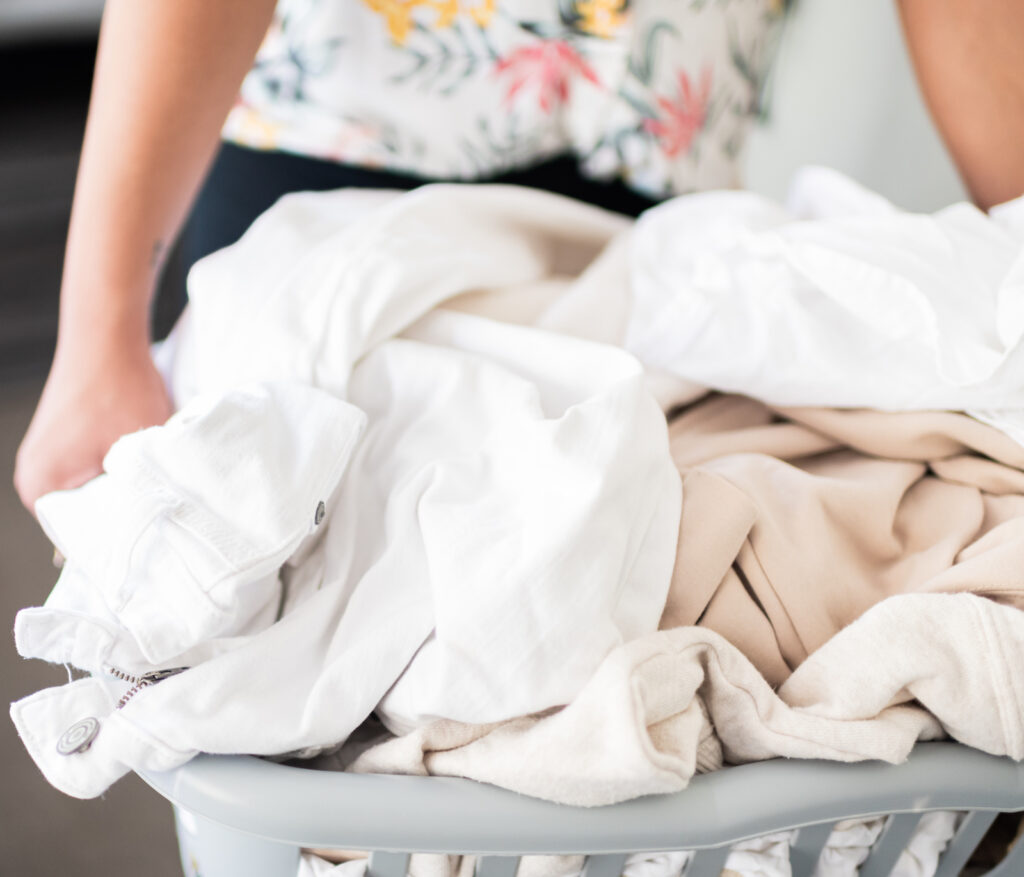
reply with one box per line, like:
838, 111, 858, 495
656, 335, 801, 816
14, 341, 172, 513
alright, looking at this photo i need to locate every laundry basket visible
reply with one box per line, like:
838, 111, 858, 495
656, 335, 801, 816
138, 741, 1024, 877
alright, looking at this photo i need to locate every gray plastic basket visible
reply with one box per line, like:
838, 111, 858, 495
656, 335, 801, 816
138, 741, 1024, 877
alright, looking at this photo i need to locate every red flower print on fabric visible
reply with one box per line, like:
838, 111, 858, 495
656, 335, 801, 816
644, 68, 712, 158
496, 40, 601, 113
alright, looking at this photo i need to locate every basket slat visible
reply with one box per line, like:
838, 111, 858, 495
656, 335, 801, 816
581, 853, 628, 877
933, 811, 997, 877
476, 856, 520, 877
790, 821, 835, 877
682, 846, 729, 877
859, 813, 923, 877
369, 851, 412, 877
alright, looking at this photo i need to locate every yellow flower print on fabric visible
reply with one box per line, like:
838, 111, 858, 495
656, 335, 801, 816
575, 0, 627, 38
468, 0, 496, 28
226, 105, 285, 150
362, 0, 497, 45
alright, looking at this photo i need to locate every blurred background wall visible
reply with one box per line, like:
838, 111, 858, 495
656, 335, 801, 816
0, 0, 103, 42
0, 1, 975, 875
744, 0, 967, 211
0, 14, 96, 378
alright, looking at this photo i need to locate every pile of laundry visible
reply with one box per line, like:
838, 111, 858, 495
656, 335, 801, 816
10, 168, 1024, 876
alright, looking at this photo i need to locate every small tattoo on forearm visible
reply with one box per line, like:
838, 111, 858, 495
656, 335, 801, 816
150, 239, 166, 270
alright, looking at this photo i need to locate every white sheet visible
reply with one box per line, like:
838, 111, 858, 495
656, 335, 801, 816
627, 166, 1024, 440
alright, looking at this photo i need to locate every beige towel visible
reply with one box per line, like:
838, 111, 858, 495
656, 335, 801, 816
351, 593, 1023, 805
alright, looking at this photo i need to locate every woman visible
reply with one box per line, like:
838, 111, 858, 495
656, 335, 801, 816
13, 0, 1024, 511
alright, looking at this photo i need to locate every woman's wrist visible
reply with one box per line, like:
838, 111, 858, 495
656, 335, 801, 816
53, 288, 154, 371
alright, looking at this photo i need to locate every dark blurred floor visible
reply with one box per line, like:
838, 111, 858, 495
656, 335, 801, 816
1, 38, 181, 877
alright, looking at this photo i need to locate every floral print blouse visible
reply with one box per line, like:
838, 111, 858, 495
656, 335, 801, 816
222, 0, 785, 198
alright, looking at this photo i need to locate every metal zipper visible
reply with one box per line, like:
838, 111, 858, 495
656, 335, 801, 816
105, 665, 189, 709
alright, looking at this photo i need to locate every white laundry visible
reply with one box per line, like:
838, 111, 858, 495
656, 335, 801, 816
893, 812, 961, 877
11, 185, 680, 797
30, 381, 365, 667
626, 166, 1024, 441
298, 856, 361, 877
176, 186, 682, 735
8, 175, 1024, 826
624, 852, 693, 877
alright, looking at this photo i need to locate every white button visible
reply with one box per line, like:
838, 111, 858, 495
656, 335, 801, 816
56, 717, 99, 756
314, 501, 326, 526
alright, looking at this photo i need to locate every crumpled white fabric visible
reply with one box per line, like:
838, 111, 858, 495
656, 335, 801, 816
174, 184, 682, 734
10, 185, 680, 796
30, 381, 364, 668
626, 165, 1024, 442
813, 811, 960, 877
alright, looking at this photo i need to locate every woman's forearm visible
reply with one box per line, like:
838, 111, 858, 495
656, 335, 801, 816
14, 0, 277, 512
898, 0, 1024, 210
57, 0, 277, 361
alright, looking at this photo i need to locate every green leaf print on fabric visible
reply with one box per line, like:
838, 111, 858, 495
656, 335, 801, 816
626, 19, 679, 88
459, 114, 556, 175
390, 19, 498, 96
249, 3, 345, 109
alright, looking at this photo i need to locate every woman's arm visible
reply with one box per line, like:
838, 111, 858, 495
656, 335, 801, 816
899, 0, 1024, 210
14, 0, 277, 512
